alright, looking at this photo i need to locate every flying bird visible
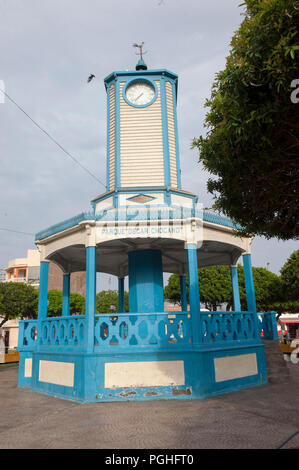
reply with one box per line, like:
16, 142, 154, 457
87, 74, 95, 83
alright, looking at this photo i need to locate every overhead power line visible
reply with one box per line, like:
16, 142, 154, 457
0, 227, 34, 236
0, 87, 107, 189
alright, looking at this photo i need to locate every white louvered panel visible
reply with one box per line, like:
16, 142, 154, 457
119, 81, 165, 187
165, 81, 178, 187
108, 84, 115, 189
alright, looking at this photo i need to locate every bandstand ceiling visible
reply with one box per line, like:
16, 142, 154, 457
47, 238, 244, 277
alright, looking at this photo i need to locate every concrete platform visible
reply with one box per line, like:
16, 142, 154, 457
0, 362, 298, 449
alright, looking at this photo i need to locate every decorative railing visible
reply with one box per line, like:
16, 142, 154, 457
18, 311, 272, 353
258, 311, 279, 340
200, 311, 258, 343
94, 312, 192, 350
35, 206, 243, 241
18, 320, 38, 350
39, 315, 87, 349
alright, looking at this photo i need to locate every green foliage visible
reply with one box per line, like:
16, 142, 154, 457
70, 293, 85, 315
47, 290, 62, 316
280, 249, 299, 300
0, 282, 38, 327
198, 266, 233, 310
192, 0, 299, 240
237, 265, 282, 311
96, 290, 129, 313
164, 275, 182, 305
47, 290, 85, 317
266, 300, 299, 314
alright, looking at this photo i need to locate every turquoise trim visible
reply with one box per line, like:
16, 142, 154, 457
104, 69, 178, 88
230, 266, 241, 311
122, 78, 158, 108
160, 77, 171, 186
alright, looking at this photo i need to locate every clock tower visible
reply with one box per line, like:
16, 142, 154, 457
18, 50, 269, 405
104, 60, 182, 193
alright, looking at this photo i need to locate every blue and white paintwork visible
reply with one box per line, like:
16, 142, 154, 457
17, 61, 275, 403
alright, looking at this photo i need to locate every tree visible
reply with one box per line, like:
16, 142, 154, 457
237, 266, 282, 311
47, 290, 85, 317
164, 267, 233, 311
96, 290, 129, 313
69, 293, 85, 315
164, 275, 182, 306
198, 266, 233, 311
0, 282, 38, 328
192, 0, 299, 240
280, 249, 299, 300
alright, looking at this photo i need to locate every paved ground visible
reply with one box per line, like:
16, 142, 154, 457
0, 362, 298, 449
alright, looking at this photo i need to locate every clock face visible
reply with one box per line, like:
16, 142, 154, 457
125, 80, 156, 106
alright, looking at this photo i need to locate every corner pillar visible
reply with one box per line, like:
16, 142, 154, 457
243, 253, 256, 313
230, 265, 241, 311
37, 260, 49, 345
62, 273, 70, 316
118, 277, 125, 313
186, 243, 201, 344
85, 246, 97, 352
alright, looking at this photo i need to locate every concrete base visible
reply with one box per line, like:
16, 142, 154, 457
18, 342, 267, 403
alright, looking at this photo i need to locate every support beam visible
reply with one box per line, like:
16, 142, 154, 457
186, 243, 201, 344
85, 246, 97, 352
37, 261, 49, 346
243, 253, 256, 313
62, 273, 70, 316
118, 277, 125, 313
230, 265, 241, 311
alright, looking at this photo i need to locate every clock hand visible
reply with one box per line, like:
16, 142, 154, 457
135, 92, 144, 101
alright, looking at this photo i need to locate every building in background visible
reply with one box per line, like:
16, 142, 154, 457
2, 249, 85, 296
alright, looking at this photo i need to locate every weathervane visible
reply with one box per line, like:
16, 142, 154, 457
132, 42, 148, 70
132, 42, 147, 61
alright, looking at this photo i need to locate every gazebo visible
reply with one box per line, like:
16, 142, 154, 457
17, 57, 278, 402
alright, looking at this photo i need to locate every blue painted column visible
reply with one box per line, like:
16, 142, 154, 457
62, 273, 70, 316
186, 243, 201, 344
85, 246, 97, 352
230, 265, 241, 311
128, 250, 164, 313
37, 261, 49, 345
118, 277, 125, 313
180, 275, 187, 311
243, 253, 256, 313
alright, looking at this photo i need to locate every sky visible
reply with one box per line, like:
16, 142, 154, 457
0, 0, 297, 291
